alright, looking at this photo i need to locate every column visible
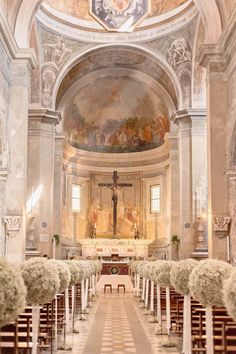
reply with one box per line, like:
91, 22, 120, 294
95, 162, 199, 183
26, 108, 61, 257
172, 111, 192, 259
191, 110, 208, 257
5, 63, 31, 262
172, 109, 208, 259
199, 51, 228, 259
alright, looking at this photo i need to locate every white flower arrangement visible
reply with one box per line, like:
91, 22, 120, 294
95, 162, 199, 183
0, 259, 27, 328
137, 261, 149, 277
223, 268, 236, 320
93, 260, 102, 273
74, 260, 92, 279
20, 257, 60, 305
49, 260, 71, 293
147, 261, 162, 281
170, 259, 198, 296
154, 261, 175, 288
189, 259, 233, 306
130, 260, 141, 273
65, 261, 82, 286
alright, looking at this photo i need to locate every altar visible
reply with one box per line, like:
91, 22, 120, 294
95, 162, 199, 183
79, 238, 153, 259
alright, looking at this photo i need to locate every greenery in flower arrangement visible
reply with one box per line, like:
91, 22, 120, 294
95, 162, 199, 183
52, 234, 60, 246
171, 235, 180, 248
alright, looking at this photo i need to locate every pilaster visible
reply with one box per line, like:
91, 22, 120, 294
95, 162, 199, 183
198, 45, 229, 260
172, 108, 208, 259
26, 108, 61, 257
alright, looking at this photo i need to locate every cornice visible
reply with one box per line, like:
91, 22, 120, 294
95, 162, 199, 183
28, 108, 61, 125
0, 6, 38, 70
171, 108, 206, 125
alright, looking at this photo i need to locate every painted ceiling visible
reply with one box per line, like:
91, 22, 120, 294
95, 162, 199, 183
45, 0, 188, 21
64, 75, 170, 153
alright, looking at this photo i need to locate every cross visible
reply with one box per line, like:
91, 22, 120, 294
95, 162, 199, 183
98, 171, 132, 238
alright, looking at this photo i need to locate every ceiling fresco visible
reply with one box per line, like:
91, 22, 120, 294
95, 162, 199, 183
45, 0, 188, 21
64, 75, 170, 153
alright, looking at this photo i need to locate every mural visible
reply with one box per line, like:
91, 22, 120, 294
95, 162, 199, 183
89, 172, 142, 238
64, 76, 170, 153
46, 0, 188, 21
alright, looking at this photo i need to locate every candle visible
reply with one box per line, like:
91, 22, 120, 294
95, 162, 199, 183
94, 223, 96, 229
134, 223, 137, 230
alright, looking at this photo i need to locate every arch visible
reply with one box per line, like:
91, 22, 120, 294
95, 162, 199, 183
14, 0, 42, 48
193, 0, 223, 43
13, 0, 224, 49
52, 43, 182, 111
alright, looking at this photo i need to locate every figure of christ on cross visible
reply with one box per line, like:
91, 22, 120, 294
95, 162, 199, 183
98, 171, 132, 238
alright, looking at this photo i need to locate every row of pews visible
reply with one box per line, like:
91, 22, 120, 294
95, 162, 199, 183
134, 275, 236, 353
0, 283, 88, 354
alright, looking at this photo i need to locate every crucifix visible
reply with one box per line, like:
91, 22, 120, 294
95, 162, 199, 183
98, 171, 132, 238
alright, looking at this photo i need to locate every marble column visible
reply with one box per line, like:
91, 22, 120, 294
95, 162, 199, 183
27, 108, 60, 257
5, 63, 31, 262
172, 109, 207, 259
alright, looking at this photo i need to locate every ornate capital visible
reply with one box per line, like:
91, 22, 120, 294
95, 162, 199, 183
213, 216, 231, 238
2, 215, 22, 236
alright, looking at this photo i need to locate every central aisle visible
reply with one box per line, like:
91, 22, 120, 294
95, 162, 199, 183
64, 292, 180, 354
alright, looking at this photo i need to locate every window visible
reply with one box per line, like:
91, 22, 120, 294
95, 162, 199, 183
72, 184, 81, 212
150, 185, 160, 213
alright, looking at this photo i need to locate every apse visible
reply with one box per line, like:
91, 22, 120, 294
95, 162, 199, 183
63, 74, 170, 153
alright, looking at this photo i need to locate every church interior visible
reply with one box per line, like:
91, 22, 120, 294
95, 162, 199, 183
0, 0, 236, 353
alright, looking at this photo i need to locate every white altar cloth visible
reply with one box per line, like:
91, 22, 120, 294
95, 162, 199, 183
79, 238, 153, 258
97, 275, 134, 293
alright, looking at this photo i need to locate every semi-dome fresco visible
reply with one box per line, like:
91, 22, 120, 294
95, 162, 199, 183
45, 0, 188, 21
64, 75, 170, 153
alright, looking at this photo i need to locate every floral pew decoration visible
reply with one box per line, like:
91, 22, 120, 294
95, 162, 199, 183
189, 259, 233, 354
137, 261, 149, 307
0, 258, 27, 329
153, 260, 176, 344
170, 258, 198, 354
20, 257, 60, 354
224, 268, 236, 321
49, 260, 71, 350
129, 260, 142, 296
147, 261, 162, 322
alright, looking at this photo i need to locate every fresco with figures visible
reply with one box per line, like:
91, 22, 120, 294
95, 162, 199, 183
64, 76, 170, 153
46, 0, 188, 21
89, 172, 142, 238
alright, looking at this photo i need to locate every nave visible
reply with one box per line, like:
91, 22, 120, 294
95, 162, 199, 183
60, 292, 178, 354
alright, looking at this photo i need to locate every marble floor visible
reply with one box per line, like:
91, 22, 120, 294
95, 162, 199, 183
58, 292, 180, 354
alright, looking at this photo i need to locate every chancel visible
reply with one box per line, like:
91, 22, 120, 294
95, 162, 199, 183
1, 0, 236, 353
